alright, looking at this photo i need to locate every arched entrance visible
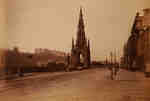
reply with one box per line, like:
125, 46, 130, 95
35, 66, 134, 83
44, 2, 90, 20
79, 54, 84, 66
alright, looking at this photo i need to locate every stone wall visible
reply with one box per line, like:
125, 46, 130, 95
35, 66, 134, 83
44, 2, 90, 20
0, 49, 6, 78
135, 8, 150, 71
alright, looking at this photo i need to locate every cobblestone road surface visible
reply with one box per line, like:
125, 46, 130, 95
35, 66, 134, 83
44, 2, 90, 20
0, 68, 150, 101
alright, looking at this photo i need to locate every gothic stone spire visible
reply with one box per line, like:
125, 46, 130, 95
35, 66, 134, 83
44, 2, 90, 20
76, 7, 86, 48
131, 12, 140, 34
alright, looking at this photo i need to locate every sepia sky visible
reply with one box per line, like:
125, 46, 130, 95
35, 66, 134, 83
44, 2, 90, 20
0, 0, 7, 49
7, 0, 150, 61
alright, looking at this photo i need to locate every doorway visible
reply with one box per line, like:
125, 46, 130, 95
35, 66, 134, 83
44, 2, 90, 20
79, 54, 84, 66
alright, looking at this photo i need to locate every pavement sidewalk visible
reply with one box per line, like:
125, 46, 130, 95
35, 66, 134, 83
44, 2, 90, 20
115, 69, 147, 80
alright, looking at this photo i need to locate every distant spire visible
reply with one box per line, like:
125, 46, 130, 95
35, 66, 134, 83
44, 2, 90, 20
110, 51, 113, 64
136, 12, 140, 16
80, 6, 83, 18
78, 7, 84, 29
131, 12, 140, 34
106, 56, 108, 64
114, 49, 117, 64
76, 7, 86, 48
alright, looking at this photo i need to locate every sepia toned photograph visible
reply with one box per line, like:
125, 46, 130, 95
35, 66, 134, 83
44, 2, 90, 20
0, 0, 150, 101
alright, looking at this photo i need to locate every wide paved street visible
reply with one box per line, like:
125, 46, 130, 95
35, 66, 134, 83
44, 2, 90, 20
0, 67, 150, 101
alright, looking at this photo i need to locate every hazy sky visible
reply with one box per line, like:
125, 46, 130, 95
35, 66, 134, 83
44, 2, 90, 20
8, 0, 150, 60
0, 0, 7, 49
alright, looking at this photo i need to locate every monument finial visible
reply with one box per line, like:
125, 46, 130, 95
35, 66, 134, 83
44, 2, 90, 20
136, 12, 140, 16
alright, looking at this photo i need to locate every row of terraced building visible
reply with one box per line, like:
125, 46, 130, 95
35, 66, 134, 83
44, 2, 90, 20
124, 8, 150, 75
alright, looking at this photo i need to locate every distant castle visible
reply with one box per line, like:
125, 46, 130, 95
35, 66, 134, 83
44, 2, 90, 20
67, 8, 91, 70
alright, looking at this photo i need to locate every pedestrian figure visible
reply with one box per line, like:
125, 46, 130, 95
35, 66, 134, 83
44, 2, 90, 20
111, 69, 114, 80
18, 67, 24, 77
115, 63, 120, 80
110, 65, 119, 80
114, 64, 118, 76
109, 66, 114, 80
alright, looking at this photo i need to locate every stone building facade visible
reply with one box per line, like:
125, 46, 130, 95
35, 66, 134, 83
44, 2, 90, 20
126, 8, 150, 72
4, 47, 66, 76
67, 8, 91, 70
0, 49, 6, 77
